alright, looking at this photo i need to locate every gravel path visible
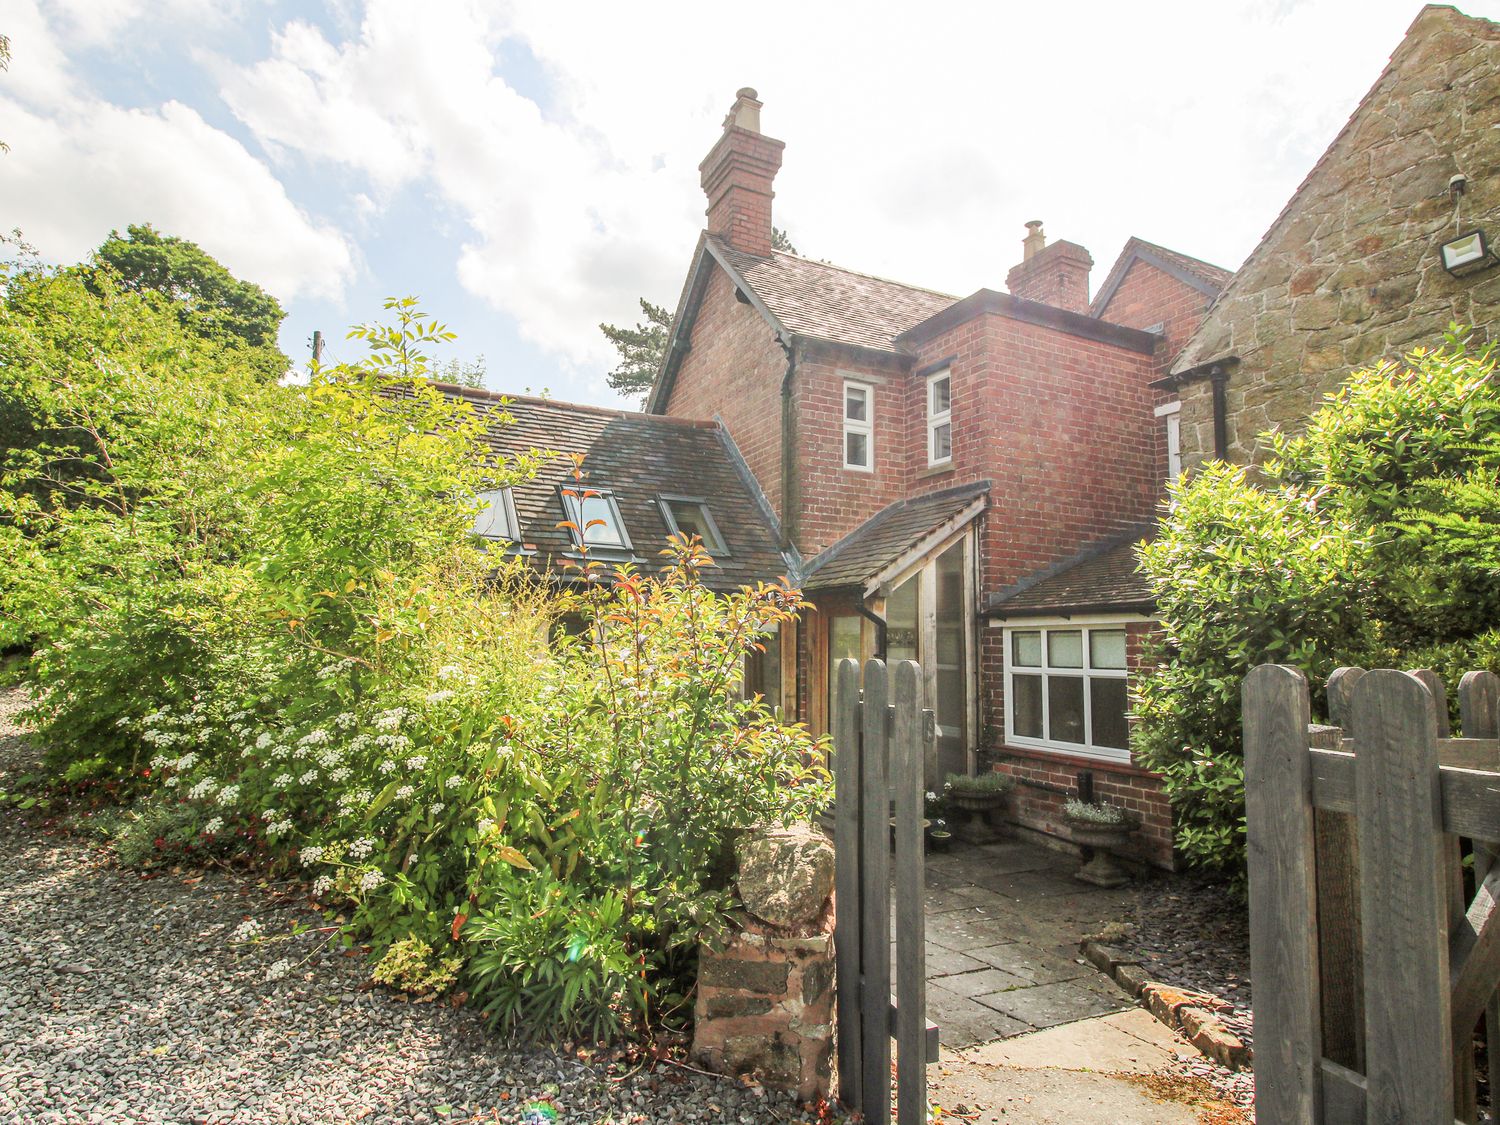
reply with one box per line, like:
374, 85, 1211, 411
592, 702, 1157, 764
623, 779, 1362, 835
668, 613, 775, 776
0, 687, 806, 1125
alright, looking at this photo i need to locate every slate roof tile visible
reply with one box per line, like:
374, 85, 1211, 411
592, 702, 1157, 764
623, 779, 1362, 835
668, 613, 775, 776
985, 527, 1156, 617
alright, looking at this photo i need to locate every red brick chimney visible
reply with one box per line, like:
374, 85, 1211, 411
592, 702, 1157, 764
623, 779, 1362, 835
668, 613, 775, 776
700, 88, 785, 258
1005, 220, 1094, 314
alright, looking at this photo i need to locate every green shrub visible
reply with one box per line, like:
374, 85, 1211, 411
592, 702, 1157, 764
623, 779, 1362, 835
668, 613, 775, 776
371, 937, 464, 996
1137, 331, 1500, 872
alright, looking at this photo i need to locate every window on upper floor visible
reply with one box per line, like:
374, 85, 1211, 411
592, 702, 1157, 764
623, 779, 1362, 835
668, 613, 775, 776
472, 488, 519, 543
927, 369, 952, 466
559, 485, 631, 550
1156, 401, 1182, 480
658, 495, 728, 555
843, 381, 873, 471
1004, 622, 1131, 763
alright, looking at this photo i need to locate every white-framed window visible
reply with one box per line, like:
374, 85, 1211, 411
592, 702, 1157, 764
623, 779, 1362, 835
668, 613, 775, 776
473, 488, 519, 542
559, 485, 631, 550
843, 381, 873, 471
927, 369, 952, 466
657, 495, 728, 555
1156, 400, 1182, 480
1004, 621, 1131, 763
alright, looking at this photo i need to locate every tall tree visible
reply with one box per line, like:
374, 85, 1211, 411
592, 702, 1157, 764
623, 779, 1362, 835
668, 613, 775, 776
93, 224, 290, 381
600, 298, 672, 403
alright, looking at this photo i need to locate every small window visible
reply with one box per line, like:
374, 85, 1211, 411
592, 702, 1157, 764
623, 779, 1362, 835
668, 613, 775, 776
560, 486, 631, 550
658, 496, 728, 555
1005, 622, 1132, 762
473, 488, 518, 542
927, 370, 952, 466
843, 381, 873, 471
1156, 401, 1182, 481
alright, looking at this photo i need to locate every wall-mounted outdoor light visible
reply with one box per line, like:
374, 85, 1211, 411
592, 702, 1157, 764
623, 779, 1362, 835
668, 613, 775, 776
1441, 229, 1493, 277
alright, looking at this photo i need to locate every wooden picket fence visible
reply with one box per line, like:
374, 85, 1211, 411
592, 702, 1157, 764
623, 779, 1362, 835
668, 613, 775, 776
1245, 663, 1500, 1124
832, 658, 937, 1125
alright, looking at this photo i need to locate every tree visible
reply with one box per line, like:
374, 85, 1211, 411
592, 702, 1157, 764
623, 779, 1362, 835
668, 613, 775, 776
771, 226, 798, 255
93, 224, 290, 381
600, 299, 672, 402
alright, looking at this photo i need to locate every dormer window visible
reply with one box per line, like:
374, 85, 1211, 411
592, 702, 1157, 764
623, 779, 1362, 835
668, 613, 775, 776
658, 495, 729, 555
560, 486, 631, 550
843, 381, 873, 471
927, 369, 952, 466
473, 488, 519, 542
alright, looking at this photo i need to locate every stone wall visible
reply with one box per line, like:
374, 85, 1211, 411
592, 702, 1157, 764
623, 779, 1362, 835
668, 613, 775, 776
692, 826, 835, 1102
1172, 6, 1500, 468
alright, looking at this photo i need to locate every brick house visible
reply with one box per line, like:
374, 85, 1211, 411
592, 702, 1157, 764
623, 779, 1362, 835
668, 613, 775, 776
1166, 4, 1500, 469
646, 90, 1232, 868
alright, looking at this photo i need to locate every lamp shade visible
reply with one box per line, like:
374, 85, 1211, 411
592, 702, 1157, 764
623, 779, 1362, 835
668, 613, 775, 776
1441, 229, 1491, 276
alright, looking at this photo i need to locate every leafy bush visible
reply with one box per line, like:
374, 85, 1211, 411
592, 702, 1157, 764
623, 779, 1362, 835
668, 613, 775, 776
1, 263, 827, 1042
1137, 332, 1500, 871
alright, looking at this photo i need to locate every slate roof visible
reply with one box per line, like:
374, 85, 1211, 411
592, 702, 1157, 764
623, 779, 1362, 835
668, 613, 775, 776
711, 235, 956, 352
799, 481, 990, 592
985, 527, 1155, 618
1090, 237, 1234, 321
430, 384, 791, 592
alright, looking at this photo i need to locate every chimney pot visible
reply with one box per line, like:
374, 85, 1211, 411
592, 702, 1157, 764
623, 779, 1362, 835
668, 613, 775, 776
1007, 222, 1093, 314
1023, 220, 1046, 261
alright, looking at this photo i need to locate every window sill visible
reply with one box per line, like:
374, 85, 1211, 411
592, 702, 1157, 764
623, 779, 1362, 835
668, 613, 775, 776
992, 742, 1154, 776
916, 462, 955, 481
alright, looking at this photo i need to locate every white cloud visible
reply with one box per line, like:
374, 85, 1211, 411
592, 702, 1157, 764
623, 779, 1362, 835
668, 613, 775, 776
0, 1, 354, 303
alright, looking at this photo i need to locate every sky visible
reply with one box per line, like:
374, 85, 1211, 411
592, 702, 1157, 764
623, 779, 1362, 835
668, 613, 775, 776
4, 0, 1498, 407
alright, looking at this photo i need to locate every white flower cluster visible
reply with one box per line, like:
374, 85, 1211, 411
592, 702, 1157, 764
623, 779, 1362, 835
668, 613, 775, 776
231, 919, 262, 942
216, 785, 240, 807
312, 875, 335, 897
202, 817, 224, 835
424, 689, 454, 704
298, 769, 318, 785
378, 760, 397, 775
374, 708, 406, 732
299, 846, 325, 866
255, 732, 274, 750
395, 785, 415, 800
358, 870, 383, 892
334, 711, 358, 730
273, 773, 292, 788
445, 776, 463, 790
266, 959, 292, 982
329, 767, 351, 782
187, 778, 218, 800
175, 753, 198, 771
403, 756, 427, 771
429, 803, 444, 817
298, 729, 331, 747
348, 838, 375, 860
375, 734, 412, 752
476, 818, 496, 835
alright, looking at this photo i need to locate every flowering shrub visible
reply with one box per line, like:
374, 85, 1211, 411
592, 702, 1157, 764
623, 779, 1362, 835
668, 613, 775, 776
1, 271, 827, 1040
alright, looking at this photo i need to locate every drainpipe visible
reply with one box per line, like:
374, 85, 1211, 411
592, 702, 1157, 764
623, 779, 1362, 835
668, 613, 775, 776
855, 603, 888, 663
779, 341, 797, 553
1209, 364, 1230, 461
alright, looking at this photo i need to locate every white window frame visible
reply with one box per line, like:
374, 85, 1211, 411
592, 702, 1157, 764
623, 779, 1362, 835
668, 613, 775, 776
472, 487, 520, 542
656, 494, 729, 556
842, 380, 874, 472
1001, 617, 1133, 764
1156, 400, 1182, 480
559, 485, 632, 551
927, 368, 953, 466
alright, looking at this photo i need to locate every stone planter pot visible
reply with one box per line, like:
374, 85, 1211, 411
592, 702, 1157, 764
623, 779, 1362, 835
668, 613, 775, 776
1064, 812, 1140, 888
927, 829, 954, 853
945, 787, 1010, 844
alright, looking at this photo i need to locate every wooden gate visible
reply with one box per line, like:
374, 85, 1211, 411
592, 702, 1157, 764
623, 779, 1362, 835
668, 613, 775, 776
832, 658, 938, 1125
1245, 663, 1500, 1124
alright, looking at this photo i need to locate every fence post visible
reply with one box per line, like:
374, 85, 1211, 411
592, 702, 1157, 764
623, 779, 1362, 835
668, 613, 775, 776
833, 659, 863, 1110
1461, 669, 1500, 1119
1353, 669, 1452, 1124
892, 661, 927, 1125
1245, 664, 1322, 1123
859, 660, 892, 1121
1316, 666, 1365, 1073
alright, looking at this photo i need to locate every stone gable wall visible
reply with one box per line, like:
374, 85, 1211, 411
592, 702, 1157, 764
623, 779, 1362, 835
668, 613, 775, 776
1174, 6, 1500, 468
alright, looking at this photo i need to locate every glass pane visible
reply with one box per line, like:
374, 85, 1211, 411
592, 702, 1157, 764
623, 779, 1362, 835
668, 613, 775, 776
828, 616, 864, 735
1090, 678, 1129, 750
932, 422, 951, 462
473, 490, 512, 540
1048, 630, 1083, 668
1089, 629, 1127, 670
886, 575, 919, 663
844, 386, 867, 421
845, 430, 868, 467
666, 501, 725, 553
934, 543, 967, 747
930, 375, 951, 415
1012, 631, 1042, 667
566, 492, 626, 547
1048, 676, 1085, 743
1012, 674, 1043, 739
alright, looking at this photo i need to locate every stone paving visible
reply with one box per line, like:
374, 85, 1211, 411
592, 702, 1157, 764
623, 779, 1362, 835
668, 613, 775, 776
915, 839, 1138, 1049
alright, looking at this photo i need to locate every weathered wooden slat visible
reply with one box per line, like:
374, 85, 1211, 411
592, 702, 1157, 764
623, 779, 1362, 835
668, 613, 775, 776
1311, 750, 1500, 840
1319, 1057, 1366, 1125
892, 662, 927, 1125
1326, 666, 1366, 729
1354, 668, 1453, 1124
832, 659, 862, 1110
1245, 664, 1322, 1123
1459, 672, 1500, 741
859, 660, 892, 1122
1410, 668, 1454, 739
1450, 865, 1500, 1044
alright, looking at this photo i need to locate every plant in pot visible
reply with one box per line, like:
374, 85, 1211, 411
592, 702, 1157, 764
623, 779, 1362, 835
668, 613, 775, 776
944, 771, 1015, 844
1062, 798, 1140, 887
924, 789, 953, 851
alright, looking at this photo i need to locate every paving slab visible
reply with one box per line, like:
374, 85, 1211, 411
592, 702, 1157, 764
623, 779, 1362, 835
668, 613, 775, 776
973, 977, 1134, 1029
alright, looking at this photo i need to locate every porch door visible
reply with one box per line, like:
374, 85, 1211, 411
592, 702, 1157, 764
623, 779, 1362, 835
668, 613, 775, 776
883, 539, 971, 785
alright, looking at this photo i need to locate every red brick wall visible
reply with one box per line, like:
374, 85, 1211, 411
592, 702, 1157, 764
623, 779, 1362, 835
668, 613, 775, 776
663, 266, 788, 522
983, 620, 1174, 869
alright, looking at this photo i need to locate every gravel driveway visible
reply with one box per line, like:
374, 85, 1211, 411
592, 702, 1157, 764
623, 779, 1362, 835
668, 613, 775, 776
0, 688, 801, 1125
